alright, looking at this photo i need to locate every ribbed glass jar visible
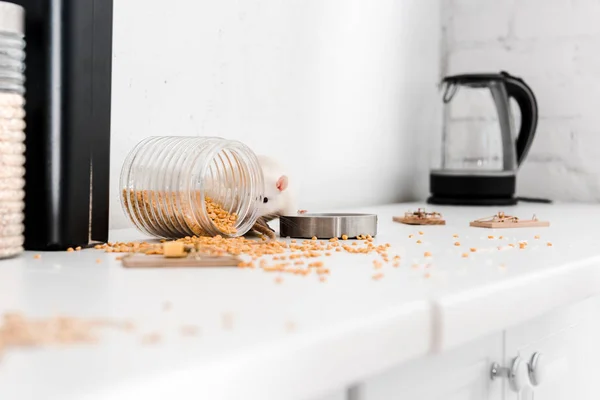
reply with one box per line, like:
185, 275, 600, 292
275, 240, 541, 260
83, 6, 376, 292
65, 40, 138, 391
120, 136, 265, 239
0, 2, 25, 259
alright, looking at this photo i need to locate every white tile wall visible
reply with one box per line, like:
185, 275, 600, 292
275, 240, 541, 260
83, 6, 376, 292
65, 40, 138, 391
444, 0, 600, 201
110, 0, 441, 229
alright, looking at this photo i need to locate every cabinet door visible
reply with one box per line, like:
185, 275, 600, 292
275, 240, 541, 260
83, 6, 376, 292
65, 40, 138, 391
504, 296, 600, 400
352, 333, 503, 400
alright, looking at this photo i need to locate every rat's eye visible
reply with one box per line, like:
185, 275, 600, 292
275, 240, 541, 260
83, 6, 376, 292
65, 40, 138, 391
263, 197, 269, 203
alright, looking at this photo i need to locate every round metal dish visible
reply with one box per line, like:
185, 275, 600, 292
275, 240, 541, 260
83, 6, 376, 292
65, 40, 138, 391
279, 213, 378, 239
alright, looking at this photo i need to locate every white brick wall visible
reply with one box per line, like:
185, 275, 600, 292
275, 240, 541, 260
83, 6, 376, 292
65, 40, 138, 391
110, 0, 440, 228
444, 0, 600, 201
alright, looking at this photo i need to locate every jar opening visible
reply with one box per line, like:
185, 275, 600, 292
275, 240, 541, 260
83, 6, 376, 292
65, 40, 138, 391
188, 141, 264, 237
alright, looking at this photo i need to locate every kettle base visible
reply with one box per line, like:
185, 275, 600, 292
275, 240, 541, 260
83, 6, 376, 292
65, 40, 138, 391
427, 196, 518, 206
428, 173, 518, 206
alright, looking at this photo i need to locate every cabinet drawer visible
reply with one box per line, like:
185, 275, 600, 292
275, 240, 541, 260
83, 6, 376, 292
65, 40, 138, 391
504, 296, 600, 400
354, 334, 502, 400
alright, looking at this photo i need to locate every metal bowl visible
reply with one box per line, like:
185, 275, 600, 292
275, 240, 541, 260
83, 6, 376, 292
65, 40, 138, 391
279, 213, 378, 239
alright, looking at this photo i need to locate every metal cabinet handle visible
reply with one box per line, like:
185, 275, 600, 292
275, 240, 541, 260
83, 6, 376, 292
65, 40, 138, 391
491, 356, 530, 393
528, 352, 545, 386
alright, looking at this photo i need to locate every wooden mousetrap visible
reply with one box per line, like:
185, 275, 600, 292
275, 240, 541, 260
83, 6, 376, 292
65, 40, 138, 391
469, 212, 550, 229
393, 208, 446, 225
121, 241, 242, 268
121, 253, 242, 268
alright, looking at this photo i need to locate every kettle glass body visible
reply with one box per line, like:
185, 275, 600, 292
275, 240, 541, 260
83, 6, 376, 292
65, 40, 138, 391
434, 80, 517, 175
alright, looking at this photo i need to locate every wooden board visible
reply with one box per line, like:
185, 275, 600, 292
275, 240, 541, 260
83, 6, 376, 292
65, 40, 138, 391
393, 216, 446, 225
469, 220, 550, 229
122, 254, 242, 268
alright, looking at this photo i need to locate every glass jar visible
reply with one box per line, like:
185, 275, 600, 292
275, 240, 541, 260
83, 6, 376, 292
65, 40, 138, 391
0, 2, 25, 259
119, 136, 265, 239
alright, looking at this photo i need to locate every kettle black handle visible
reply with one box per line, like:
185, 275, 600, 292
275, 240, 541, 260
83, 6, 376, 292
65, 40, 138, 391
501, 71, 538, 166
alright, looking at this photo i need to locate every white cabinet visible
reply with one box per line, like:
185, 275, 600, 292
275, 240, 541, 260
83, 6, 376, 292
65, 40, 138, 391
504, 296, 600, 400
354, 334, 503, 400
342, 295, 600, 400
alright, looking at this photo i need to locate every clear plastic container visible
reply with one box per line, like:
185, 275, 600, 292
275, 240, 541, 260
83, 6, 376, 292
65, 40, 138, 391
119, 136, 265, 239
0, 2, 25, 259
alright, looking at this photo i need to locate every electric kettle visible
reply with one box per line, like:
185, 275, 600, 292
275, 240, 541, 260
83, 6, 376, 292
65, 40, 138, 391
428, 71, 538, 206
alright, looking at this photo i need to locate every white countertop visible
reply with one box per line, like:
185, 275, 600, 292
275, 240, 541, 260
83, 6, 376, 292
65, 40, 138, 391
2, 202, 600, 400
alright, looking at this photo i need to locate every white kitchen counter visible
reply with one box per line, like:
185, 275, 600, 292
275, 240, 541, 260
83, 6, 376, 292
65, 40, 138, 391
1, 202, 600, 400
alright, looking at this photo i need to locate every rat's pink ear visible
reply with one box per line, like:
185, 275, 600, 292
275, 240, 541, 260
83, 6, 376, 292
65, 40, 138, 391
276, 175, 288, 192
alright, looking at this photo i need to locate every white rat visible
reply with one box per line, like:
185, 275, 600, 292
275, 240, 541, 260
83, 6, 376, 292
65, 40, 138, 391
256, 155, 303, 219
252, 155, 305, 238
